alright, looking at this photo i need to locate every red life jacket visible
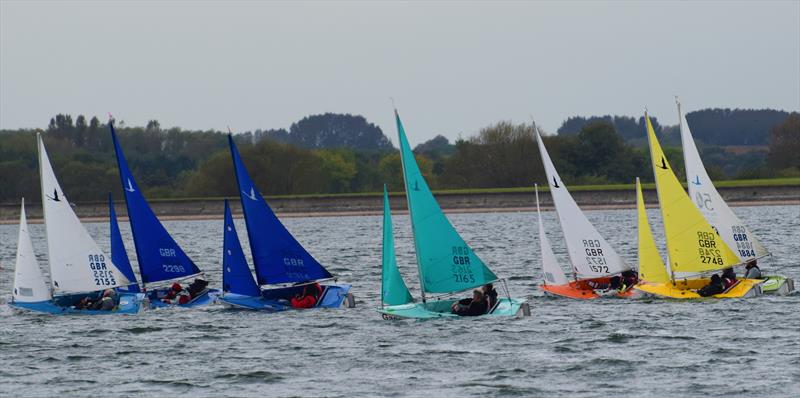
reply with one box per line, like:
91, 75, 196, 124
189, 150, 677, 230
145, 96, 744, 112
290, 295, 317, 309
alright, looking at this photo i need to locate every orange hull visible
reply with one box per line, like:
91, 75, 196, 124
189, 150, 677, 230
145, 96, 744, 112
539, 283, 599, 299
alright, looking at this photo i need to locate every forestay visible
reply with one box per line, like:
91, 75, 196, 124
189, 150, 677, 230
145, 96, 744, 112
12, 199, 51, 303
381, 186, 414, 306
535, 185, 569, 286
109, 194, 140, 293
228, 135, 332, 285
535, 130, 630, 279
395, 111, 498, 294
635, 178, 669, 283
645, 114, 741, 276
110, 123, 202, 285
222, 200, 261, 296
39, 134, 131, 294
678, 100, 768, 260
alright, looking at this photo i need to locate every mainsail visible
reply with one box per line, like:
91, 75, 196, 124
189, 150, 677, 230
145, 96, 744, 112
535, 129, 630, 279
222, 200, 261, 296
228, 135, 332, 285
645, 113, 741, 276
635, 178, 669, 283
677, 100, 768, 260
110, 122, 202, 285
535, 185, 569, 286
38, 134, 131, 294
395, 110, 498, 294
109, 194, 140, 293
381, 186, 414, 306
12, 199, 51, 303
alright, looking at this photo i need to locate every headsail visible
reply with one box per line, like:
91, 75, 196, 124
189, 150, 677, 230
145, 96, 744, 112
38, 134, 131, 294
645, 113, 741, 276
535, 129, 630, 279
109, 194, 140, 293
395, 110, 498, 294
535, 185, 569, 286
12, 199, 51, 303
677, 100, 768, 260
228, 135, 332, 285
110, 122, 202, 285
635, 178, 669, 283
222, 200, 261, 296
381, 186, 414, 306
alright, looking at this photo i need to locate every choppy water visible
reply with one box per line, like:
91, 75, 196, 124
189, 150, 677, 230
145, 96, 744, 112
1, 205, 798, 397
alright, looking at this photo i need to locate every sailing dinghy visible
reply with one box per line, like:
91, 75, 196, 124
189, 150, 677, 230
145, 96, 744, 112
677, 99, 793, 295
634, 113, 762, 299
376, 110, 528, 320
534, 129, 636, 299
110, 122, 219, 308
220, 135, 354, 310
10, 136, 143, 314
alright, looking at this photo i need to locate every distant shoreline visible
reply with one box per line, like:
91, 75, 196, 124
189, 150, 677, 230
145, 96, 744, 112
2, 187, 797, 225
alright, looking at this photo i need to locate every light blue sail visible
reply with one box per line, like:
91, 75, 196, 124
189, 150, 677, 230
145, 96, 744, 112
395, 111, 498, 294
222, 200, 261, 297
109, 193, 139, 293
381, 186, 414, 306
110, 122, 202, 285
228, 135, 333, 285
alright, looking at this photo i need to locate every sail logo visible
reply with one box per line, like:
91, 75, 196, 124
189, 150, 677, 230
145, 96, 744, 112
692, 175, 701, 185
45, 189, 61, 202
658, 157, 669, 170
243, 187, 258, 201
552, 177, 560, 188
413, 180, 420, 191
125, 178, 136, 192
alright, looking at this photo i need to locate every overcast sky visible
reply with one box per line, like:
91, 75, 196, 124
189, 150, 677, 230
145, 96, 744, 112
1, 0, 798, 145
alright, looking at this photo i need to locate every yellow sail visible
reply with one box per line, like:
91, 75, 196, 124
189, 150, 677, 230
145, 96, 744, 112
645, 114, 741, 275
636, 178, 669, 283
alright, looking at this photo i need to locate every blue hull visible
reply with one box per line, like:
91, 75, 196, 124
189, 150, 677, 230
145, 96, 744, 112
10, 293, 144, 315
221, 284, 352, 311
147, 289, 221, 309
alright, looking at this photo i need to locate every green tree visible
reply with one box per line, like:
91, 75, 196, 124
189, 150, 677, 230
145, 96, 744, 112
767, 113, 800, 175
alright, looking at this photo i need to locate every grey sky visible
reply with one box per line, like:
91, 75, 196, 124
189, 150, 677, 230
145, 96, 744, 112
2, 0, 798, 146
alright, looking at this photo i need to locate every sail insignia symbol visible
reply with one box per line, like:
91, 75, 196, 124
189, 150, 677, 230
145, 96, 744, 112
552, 177, 560, 188
243, 187, 258, 201
413, 180, 420, 191
658, 157, 669, 170
692, 175, 701, 185
125, 178, 135, 192
46, 189, 61, 202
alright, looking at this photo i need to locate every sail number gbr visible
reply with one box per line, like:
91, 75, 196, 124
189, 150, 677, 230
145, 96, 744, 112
88, 254, 117, 286
451, 246, 476, 284
697, 231, 724, 265
159, 248, 186, 273
583, 240, 609, 274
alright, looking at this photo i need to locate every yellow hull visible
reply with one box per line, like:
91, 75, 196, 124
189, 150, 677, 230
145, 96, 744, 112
634, 278, 762, 299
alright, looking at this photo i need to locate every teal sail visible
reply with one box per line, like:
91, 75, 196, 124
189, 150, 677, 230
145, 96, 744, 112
381, 186, 414, 306
394, 110, 498, 294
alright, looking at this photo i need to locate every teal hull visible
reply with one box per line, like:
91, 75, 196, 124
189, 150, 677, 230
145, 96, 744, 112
377, 298, 528, 320
760, 276, 795, 295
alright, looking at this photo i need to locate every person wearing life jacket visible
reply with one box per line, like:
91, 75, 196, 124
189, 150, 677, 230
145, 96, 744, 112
162, 282, 186, 304
451, 289, 488, 316
697, 274, 725, 297
481, 284, 498, 313
617, 270, 639, 292
721, 267, 737, 290
91, 289, 117, 310
744, 259, 762, 279
186, 278, 209, 299
290, 282, 322, 309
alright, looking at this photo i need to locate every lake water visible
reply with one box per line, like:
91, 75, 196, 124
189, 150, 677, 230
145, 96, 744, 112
1, 205, 798, 397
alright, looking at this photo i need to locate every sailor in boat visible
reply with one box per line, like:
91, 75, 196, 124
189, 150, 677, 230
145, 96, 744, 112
744, 260, 762, 279
721, 268, 737, 290
451, 289, 489, 316
698, 274, 725, 297
481, 284, 498, 310
290, 282, 323, 309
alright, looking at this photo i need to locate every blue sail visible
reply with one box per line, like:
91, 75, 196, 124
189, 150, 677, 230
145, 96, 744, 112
228, 135, 333, 285
110, 122, 202, 285
109, 193, 139, 293
222, 200, 260, 296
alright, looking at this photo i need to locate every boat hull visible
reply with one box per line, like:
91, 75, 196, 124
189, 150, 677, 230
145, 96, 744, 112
220, 284, 353, 311
147, 288, 221, 309
760, 276, 795, 295
377, 297, 528, 320
634, 278, 763, 299
539, 280, 638, 299
10, 292, 144, 315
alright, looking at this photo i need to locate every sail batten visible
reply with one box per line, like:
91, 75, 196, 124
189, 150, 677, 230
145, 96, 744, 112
645, 114, 741, 276
395, 111, 498, 294
535, 130, 630, 279
228, 135, 333, 285
110, 123, 202, 285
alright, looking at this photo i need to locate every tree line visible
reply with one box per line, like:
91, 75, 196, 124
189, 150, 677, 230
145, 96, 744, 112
1, 111, 796, 203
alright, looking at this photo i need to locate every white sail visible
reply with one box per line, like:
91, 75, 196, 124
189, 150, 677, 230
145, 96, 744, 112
38, 134, 131, 294
12, 199, 51, 303
678, 100, 768, 260
535, 129, 630, 279
535, 185, 569, 286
